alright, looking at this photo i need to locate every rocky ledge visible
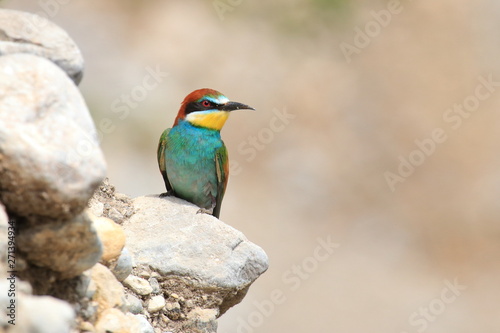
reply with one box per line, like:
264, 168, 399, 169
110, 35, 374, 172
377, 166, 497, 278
0, 9, 268, 333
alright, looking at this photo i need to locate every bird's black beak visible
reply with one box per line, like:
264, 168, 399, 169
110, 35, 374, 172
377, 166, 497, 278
220, 101, 255, 112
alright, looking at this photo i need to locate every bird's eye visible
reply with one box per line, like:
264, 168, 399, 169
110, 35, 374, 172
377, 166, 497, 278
201, 100, 212, 108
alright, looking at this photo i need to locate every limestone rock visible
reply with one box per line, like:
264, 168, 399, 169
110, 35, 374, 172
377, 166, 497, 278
165, 300, 182, 321
18, 295, 75, 333
88, 179, 135, 224
121, 195, 268, 321
110, 247, 133, 282
95, 309, 154, 333
125, 294, 143, 315
147, 295, 166, 313
123, 275, 153, 296
90, 263, 126, 315
94, 308, 129, 333
148, 277, 160, 294
0, 281, 75, 333
0, 54, 106, 219
79, 321, 95, 332
91, 214, 126, 262
186, 308, 218, 333
126, 314, 155, 333
76, 270, 97, 300
123, 195, 269, 290
17, 212, 102, 278
0, 9, 84, 84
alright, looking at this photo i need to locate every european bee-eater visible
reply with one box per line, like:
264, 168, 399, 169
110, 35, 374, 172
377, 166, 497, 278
157, 88, 254, 218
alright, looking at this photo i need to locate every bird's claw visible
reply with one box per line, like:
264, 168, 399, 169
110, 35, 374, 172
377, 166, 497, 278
159, 191, 173, 198
196, 208, 214, 215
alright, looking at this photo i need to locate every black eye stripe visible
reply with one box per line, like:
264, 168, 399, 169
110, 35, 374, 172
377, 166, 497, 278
185, 100, 219, 114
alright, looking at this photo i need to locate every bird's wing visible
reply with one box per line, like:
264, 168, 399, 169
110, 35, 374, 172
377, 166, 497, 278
157, 128, 173, 193
213, 143, 229, 219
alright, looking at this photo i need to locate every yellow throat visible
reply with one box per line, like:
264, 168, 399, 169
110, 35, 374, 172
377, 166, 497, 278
186, 111, 230, 131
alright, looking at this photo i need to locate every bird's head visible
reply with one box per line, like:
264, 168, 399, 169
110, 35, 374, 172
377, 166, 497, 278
173, 88, 254, 130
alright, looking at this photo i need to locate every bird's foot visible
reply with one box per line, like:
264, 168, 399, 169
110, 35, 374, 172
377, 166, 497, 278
159, 191, 173, 198
196, 208, 214, 215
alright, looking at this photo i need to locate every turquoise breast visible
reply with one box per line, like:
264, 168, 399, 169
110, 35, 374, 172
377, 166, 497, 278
164, 120, 224, 209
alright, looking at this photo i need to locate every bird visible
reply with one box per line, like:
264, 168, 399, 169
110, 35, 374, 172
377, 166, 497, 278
157, 88, 254, 218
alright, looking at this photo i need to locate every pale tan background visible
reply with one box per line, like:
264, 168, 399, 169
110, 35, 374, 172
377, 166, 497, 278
3, 0, 500, 332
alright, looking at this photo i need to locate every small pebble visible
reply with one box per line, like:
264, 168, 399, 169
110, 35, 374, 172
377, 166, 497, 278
165, 301, 180, 311
123, 276, 153, 296
89, 201, 104, 217
161, 313, 170, 324
127, 314, 154, 333
185, 300, 194, 308
170, 293, 179, 299
80, 302, 98, 322
112, 247, 133, 282
107, 207, 124, 223
147, 295, 166, 313
75, 273, 91, 298
79, 321, 95, 332
114, 192, 130, 201
148, 277, 161, 294
126, 294, 143, 314
95, 308, 129, 332
92, 215, 126, 262
138, 270, 151, 279
86, 279, 97, 299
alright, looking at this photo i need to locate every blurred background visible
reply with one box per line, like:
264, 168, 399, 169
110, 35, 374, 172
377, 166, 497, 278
3, 0, 500, 332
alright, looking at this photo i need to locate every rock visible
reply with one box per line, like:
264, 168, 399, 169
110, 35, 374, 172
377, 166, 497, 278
111, 247, 133, 282
0, 281, 75, 333
148, 277, 161, 294
0, 9, 84, 84
122, 195, 268, 313
95, 309, 153, 333
123, 275, 153, 296
81, 301, 98, 324
165, 302, 180, 311
138, 271, 150, 279
86, 279, 97, 300
165, 301, 182, 321
20, 296, 76, 333
88, 179, 135, 224
90, 263, 126, 314
90, 214, 126, 262
126, 314, 154, 333
147, 295, 166, 313
94, 308, 129, 333
107, 207, 125, 224
185, 299, 194, 309
186, 308, 218, 332
125, 294, 143, 315
17, 212, 102, 278
0, 54, 106, 219
88, 200, 105, 218
79, 321, 95, 332
0, 203, 9, 264
76, 271, 97, 299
